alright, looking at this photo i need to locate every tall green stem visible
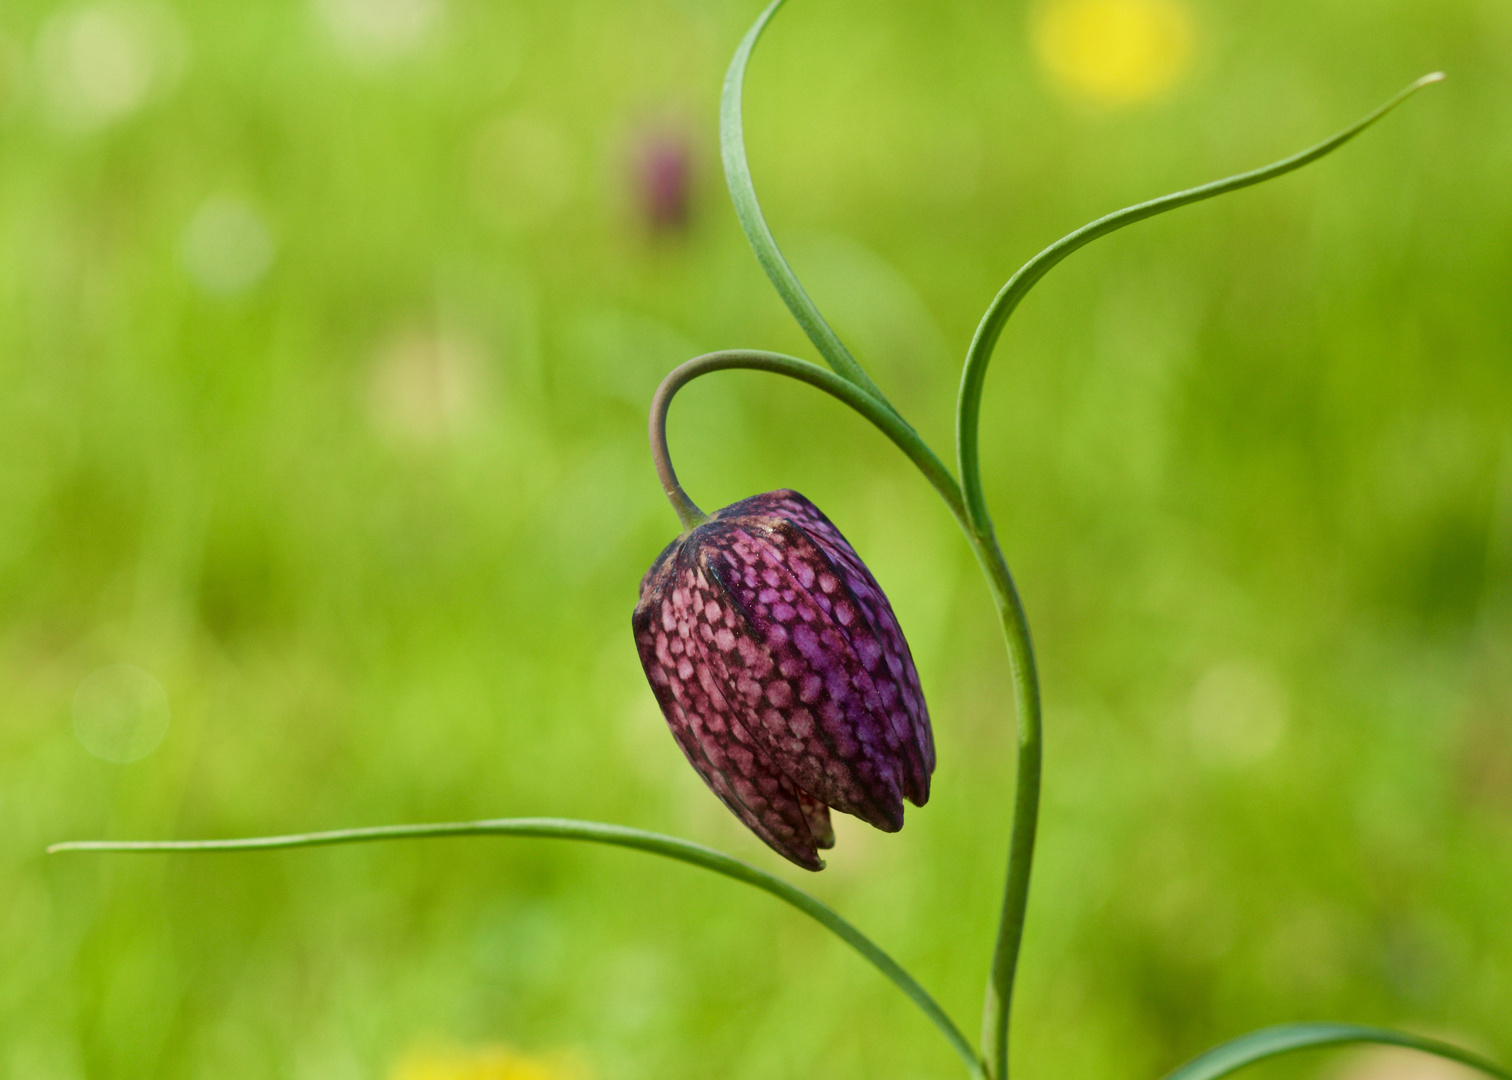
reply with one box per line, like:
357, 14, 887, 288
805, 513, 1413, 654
953, 71, 1443, 1080
964, 530, 1040, 1080
954, 375, 1041, 1080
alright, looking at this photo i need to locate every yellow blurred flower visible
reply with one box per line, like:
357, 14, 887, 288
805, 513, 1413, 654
390, 1044, 588, 1080
1033, 0, 1194, 107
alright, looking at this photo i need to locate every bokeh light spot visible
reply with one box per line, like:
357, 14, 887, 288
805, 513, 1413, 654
366, 326, 484, 446
1333, 1045, 1486, 1080
35, 1, 186, 130
72, 664, 171, 763
469, 113, 577, 234
180, 195, 276, 296
1033, 0, 1193, 107
316, 0, 443, 64
1188, 660, 1288, 768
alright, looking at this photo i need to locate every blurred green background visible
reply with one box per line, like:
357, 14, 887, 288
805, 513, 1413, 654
2, 0, 1509, 1077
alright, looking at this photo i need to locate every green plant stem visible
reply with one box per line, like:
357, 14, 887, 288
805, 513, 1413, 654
651, 350, 967, 527
964, 531, 1040, 1080
51, 818, 985, 1079
954, 72, 1443, 1080
649, 366, 712, 532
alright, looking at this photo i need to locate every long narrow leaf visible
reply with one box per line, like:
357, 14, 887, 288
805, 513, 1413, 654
1162, 1023, 1510, 1080
720, 0, 890, 403
956, 73, 1444, 532
50, 817, 985, 1079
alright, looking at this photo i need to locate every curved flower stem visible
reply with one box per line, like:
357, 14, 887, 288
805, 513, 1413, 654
651, 349, 967, 528
51, 818, 986, 1080
955, 73, 1444, 1080
649, 374, 711, 532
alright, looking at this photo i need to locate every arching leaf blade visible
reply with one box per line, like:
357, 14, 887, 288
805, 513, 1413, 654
1162, 1023, 1510, 1080
956, 72, 1445, 535
51, 817, 985, 1079
719, 0, 891, 405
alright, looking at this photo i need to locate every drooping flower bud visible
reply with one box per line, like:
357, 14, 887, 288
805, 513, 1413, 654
632, 490, 934, 870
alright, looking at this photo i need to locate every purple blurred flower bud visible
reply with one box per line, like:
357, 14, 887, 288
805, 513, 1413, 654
633, 490, 934, 870
634, 132, 692, 232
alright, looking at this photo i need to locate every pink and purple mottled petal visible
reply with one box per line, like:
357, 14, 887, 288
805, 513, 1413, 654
714, 491, 933, 805
633, 488, 936, 871
701, 524, 907, 831
633, 551, 824, 870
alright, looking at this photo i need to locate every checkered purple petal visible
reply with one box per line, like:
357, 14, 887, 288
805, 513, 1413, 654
633, 488, 935, 870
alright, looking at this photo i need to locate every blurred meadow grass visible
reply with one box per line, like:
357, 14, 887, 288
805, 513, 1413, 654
1, 0, 1510, 1078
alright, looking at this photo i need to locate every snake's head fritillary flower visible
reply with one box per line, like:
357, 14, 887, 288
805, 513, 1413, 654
632, 490, 934, 870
